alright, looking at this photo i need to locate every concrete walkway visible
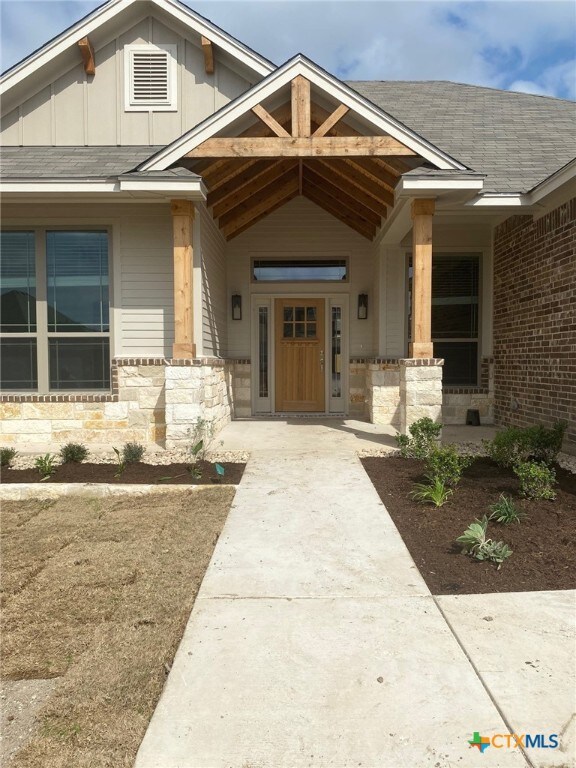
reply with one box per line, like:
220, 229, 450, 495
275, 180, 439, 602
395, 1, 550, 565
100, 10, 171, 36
135, 421, 575, 768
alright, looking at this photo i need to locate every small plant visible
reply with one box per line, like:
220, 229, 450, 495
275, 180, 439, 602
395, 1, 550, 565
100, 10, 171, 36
112, 447, 126, 478
122, 442, 145, 464
514, 461, 557, 500
35, 453, 56, 480
0, 447, 17, 468
489, 494, 527, 525
187, 418, 216, 462
456, 516, 512, 568
59, 442, 89, 464
396, 417, 442, 459
425, 445, 473, 487
410, 476, 453, 507
187, 464, 202, 480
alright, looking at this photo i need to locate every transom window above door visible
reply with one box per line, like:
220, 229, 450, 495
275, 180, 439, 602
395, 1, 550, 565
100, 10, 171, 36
282, 305, 318, 339
253, 259, 347, 282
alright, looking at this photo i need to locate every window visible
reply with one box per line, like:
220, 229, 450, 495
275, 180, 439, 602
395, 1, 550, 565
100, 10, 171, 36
408, 253, 480, 386
253, 259, 347, 282
125, 44, 177, 111
0, 230, 111, 392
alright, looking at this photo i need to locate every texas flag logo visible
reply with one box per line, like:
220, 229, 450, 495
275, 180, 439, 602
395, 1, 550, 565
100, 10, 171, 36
469, 732, 491, 753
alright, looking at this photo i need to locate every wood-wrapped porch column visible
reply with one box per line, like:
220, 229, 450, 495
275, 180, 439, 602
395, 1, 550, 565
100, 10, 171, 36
409, 198, 435, 358
171, 199, 196, 359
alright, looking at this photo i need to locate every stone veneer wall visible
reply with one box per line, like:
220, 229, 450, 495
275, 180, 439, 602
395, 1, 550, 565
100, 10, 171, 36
493, 199, 576, 450
0, 358, 234, 450
399, 358, 444, 434
231, 361, 251, 418
366, 361, 401, 427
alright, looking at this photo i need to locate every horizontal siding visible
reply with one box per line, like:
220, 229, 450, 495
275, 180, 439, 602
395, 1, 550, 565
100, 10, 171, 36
199, 204, 227, 357
226, 197, 377, 358
120, 209, 173, 356
1, 13, 253, 146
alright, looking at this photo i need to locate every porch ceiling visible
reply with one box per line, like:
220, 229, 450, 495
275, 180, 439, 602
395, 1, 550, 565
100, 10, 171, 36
172, 78, 425, 240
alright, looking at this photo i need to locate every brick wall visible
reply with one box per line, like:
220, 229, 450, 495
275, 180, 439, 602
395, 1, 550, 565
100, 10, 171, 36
493, 197, 576, 450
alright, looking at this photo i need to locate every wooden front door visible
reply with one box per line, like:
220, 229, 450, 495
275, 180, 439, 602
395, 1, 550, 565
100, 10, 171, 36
275, 298, 325, 412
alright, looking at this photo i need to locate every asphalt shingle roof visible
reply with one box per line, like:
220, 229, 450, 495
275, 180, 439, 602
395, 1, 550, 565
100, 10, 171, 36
347, 80, 576, 193
0, 146, 164, 178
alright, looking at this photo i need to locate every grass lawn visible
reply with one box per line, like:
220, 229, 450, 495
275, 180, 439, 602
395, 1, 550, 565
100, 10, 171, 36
1, 488, 234, 767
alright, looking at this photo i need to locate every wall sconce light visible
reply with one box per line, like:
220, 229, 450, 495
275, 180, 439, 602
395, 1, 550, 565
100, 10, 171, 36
231, 294, 242, 320
357, 293, 368, 320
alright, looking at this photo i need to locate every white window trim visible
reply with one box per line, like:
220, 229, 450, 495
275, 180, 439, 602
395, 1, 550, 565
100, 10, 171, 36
124, 43, 178, 113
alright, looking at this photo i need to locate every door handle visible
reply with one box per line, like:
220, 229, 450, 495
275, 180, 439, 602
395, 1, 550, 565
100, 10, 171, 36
320, 350, 324, 371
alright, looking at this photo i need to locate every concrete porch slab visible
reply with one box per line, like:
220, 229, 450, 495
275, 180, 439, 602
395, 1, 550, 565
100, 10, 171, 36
135, 596, 528, 768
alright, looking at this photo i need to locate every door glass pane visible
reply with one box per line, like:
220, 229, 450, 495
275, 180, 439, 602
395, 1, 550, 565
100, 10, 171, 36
0, 231, 36, 332
331, 306, 342, 397
283, 323, 293, 338
258, 307, 268, 398
0, 338, 37, 390
283, 307, 293, 322
49, 338, 110, 390
306, 323, 316, 338
295, 307, 305, 322
47, 231, 109, 332
306, 307, 317, 321
295, 323, 305, 338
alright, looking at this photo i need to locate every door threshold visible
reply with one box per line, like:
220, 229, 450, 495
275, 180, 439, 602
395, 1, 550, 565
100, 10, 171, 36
256, 413, 348, 419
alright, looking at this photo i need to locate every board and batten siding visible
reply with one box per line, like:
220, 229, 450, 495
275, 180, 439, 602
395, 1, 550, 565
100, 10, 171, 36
199, 203, 227, 357
1, 14, 254, 146
226, 197, 378, 359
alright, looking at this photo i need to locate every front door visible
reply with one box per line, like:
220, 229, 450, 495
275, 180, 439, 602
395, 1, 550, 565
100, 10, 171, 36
275, 298, 325, 412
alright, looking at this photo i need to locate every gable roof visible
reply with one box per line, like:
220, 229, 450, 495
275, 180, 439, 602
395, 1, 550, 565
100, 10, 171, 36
0, 0, 274, 96
349, 81, 576, 193
139, 55, 466, 172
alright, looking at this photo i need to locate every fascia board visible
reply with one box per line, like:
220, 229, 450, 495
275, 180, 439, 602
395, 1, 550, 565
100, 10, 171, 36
141, 57, 466, 172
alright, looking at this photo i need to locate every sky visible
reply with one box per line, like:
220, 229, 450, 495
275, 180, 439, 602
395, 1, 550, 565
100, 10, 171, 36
1, 0, 575, 99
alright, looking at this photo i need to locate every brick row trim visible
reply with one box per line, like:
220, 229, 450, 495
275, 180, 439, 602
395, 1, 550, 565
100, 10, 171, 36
399, 358, 444, 367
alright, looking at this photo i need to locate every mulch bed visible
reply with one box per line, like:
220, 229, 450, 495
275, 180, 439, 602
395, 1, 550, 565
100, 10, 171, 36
361, 456, 576, 595
0, 460, 244, 485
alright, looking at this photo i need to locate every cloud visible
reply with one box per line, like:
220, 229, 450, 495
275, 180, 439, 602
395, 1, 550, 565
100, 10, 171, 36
1, 0, 574, 101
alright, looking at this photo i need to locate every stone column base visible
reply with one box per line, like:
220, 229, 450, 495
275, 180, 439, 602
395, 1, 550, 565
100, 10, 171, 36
399, 358, 444, 434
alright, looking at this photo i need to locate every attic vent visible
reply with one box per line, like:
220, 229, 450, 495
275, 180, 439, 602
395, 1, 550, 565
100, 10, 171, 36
125, 44, 177, 111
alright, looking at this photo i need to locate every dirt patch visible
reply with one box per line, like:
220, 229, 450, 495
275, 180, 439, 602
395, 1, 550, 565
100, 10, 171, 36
1, 680, 59, 765
1, 489, 234, 767
361, 456, 576, 595
0, 460, 244, 485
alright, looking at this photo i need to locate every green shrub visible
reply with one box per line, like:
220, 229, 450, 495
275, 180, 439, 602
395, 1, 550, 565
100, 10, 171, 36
485, 427, 532, 468
396, 417, 442, 459
122, 442, 146, 464
514, 461, 556, 500
0, 447, 17, 468
526, 421, 567, 465
488, 494, 527, 525
35, 453, 56, 479
59, 442, 89, 464
456, 516, 512, 568
486, 421, 567, 469
425, 445, 472, 487
410, 476, 453, 507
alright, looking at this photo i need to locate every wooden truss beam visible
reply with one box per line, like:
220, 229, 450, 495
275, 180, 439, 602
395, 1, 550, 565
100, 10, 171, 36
303, 180, 376, 240
251, 104, 291, 137
212, 160, 297, 218
312, 103, 350, 138
186, 136, 417, 158
303, 167, 382, 227
291, 75, 311, 137
222, 173, 300, 239
201, 36, 214, 74
202, 159, 260, 191
226, 190, 299, 240
344, 157, 399, 191
78, 37, 95, 76
305, 159, 390, 216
